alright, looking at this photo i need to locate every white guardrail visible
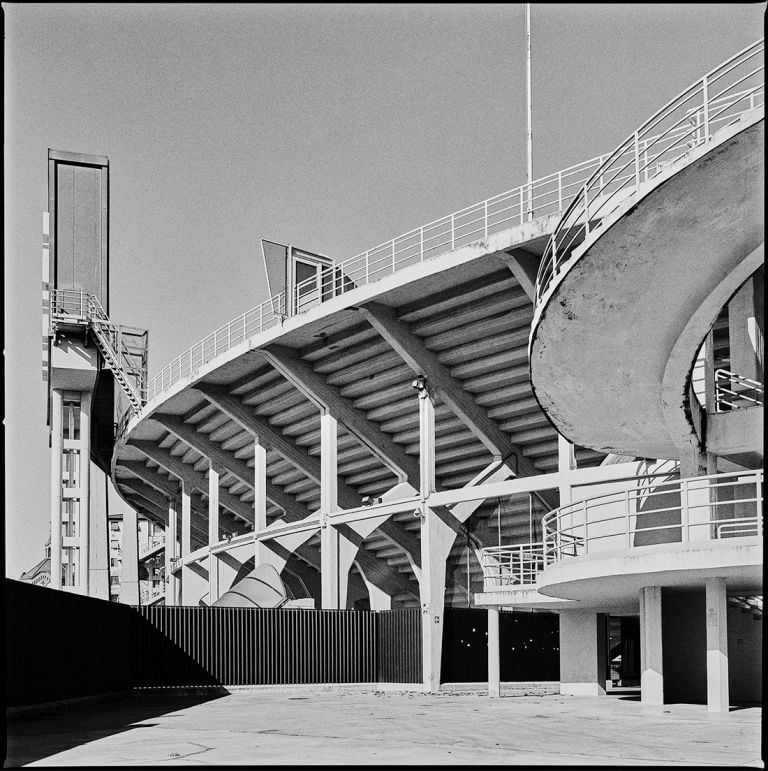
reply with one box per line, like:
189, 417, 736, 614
536, 39, 764, 302
481, 470, 763, 590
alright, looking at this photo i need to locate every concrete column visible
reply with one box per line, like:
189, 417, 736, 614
49, 388, 63, 590
488, 607, 501, 698
78, 391, 92, 594
320, 412, 338, 515
121, 508, 140, 605
180, 480, 193, 605
88, 465, 110, 600
321, 524, 358, 610
165, 498, 180, 605
705, 577, 729, 712
320, 412, 353, 609
416, 379, 435, 499
557, 433, 577, 505
678, 439, 709, 480
558, 610, 608, 696
640, 586, 664, 705
414, 378, 454, 693
253, 438, 270, 564
208, 463, 220, 603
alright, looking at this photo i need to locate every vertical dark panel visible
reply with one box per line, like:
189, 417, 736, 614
49, 151, 109, 309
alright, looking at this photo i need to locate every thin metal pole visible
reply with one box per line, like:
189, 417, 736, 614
525, 2, 533, 220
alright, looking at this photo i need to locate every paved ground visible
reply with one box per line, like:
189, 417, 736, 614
4, 687, 764, 767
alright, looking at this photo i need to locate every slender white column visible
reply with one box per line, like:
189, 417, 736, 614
208, 463, 220, 603
253, 437, 268, 541
640, 586, 664, 706
705, 577, 729, 712
121, 508, 140, 605
180, 480, 192, 604
320, 412, 345, 608
417, 378, 436, 499
414, 377, 453, 693
78, 391, 92, 593
88, 466, 110, 600
50, 389, 64, 590
320, 412, 338, 514
488, 607, 501, 698
165, 498, 179, 605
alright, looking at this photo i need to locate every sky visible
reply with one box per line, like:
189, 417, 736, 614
4, 3, 764, 578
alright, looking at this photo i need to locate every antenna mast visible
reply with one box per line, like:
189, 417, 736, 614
525, 3, 533, 220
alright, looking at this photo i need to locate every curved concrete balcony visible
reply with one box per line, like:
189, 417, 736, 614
479, 470, 763, 610
529, 41, 764, 459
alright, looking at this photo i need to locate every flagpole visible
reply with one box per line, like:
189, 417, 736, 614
525, 2, 533, 220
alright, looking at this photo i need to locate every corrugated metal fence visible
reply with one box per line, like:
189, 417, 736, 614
134, 606, 422, 687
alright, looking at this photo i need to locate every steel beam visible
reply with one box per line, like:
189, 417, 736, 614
130, 439, 257, 525
359, 301, 557, 509
493, 248, 540, 301
149, 415, 309, 522
261, 344, 418, 482
237, 353, 422, 563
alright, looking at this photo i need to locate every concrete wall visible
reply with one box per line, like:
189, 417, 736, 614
727, 604, 762, 703
662, 589, 707, 704
661, 588, 761, 705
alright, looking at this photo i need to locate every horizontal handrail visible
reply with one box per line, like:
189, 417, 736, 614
480, 470, 763, 591
536, 39, 764, 304
542, 470, 763, 563
480, 542, 546, 588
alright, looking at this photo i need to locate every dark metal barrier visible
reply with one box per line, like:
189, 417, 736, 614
5, 579, 136, 707
6, 579, 422, 706
134, 606, 422, 687
441, 608, 559, 683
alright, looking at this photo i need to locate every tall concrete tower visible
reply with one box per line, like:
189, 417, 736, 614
43, 149, 148, 599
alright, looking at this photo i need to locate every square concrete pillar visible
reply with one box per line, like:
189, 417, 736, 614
559, 609, 608, 696
120, 508, 140, 606
640, 586, 664, 705
165, 499, 180, 606
705, 577, 729, 712
488, 607, 501, 698
208, 464, 220, 603
49, 388, 64, 590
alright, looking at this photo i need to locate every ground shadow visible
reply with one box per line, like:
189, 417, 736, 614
4, 689, 228, 767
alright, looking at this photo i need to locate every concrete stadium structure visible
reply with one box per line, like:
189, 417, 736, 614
44, 41, 763, 706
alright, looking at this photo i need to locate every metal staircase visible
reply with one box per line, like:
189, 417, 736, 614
49, 289, 147, 415
85, 296, 144, 412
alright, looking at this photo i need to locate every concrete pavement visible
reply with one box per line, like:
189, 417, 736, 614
4, 687, 763, 766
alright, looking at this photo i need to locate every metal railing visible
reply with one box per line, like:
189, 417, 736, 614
714, 368, 764, 410
536, 39, 764, 303
542, 470, 763, 563
145, 152, 618, 404
480, 543, 546, 588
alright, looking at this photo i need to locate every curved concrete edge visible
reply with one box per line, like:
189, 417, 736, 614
530, 107, 765, 341
660, 242, 764, 456
527, 110, 764, 459
474, 586, 575, 610
536, 538, 762, 606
